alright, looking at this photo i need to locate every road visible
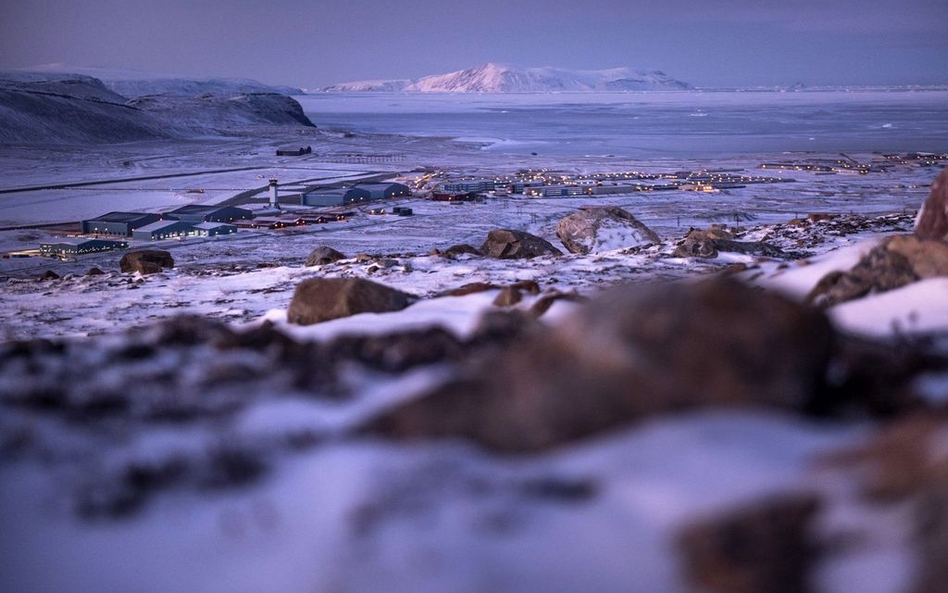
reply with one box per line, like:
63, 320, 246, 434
0, 166, 272, 195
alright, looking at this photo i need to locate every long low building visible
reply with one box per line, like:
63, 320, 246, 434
302, 187, 372, 207
40, 239, 128, 258
440, 179, 496, 193
162, 205, 253, 223
81, 212, 161, 236
301, 182, 412, 207
355, 182, 412, 200
132, 220, 238, 241
193, 222, 238, 237
132, 220, 200, 241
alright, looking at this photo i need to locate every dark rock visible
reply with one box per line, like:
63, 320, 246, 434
480, 229, 563, 259
305, 246, 345, 266
440, 243, 482, 258
467, 309, 540, 347
915, 476, 948, 593
493, 287, 522, 307
287, 278, 415, 325
556, 206, 660, 254
120, 250, 174, 275
822, 334, 927, 419
510, 279, 541, 295
439, 282, 497, 297
40, 270, 59, 280
134, 314, 235, 347
216, 320, 298, 353
822, 414, 948, 502
519, 476, 598, 502
915, 168, 948, 241
361, 278, 836, 453
692, 226, 736, 241
885, 235, 948, 279
86, 267, 105, 276
676, 494, 823, 593
325, 326, 465, 373
806, 237, 935, 307
529, 290, 589, 318
199, 446, 268, 490
674, 237, 720, 258
722, 263, 749, 276
674, 228, 787, 259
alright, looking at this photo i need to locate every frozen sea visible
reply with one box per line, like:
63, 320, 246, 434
298, 90, 948, 158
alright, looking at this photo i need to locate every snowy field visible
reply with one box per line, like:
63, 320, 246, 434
299, 90, 948, 157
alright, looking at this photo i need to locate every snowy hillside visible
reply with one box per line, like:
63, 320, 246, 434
128, 92, 316, 132
0, 73, 171, 144
23, 66, 304, 98
0, 72, 314, 145
105, 77, 304, 99
324, 63, 692, 93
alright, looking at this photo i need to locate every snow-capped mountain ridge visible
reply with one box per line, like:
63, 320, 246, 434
323, 63, 691, 93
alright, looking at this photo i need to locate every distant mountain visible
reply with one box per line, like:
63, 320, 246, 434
321, 79, 413, 93
0, 71, 314, 145
323, 63, 692, 93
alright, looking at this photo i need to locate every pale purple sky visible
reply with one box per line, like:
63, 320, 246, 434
1, 0, 945, 87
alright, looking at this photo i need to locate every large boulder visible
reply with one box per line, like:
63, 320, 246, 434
915, 168, 948, 241
480, 229, 563, 259
119, 250, 174, 275
287, 278, 415, 325
361, 278, 836, 453
556, 206, 660, 254
673, 228, 786, 259
807, 235, 948, 307
305, 246, 346, 267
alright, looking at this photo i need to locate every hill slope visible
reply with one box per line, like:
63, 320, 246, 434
0, 74, 171, 144
105, 77, 304, 99
0, 72, 315, 145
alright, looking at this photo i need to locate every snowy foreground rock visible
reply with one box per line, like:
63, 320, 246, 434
2, 265, 948, 592
4, 173, 948, 592
556, 206, 661, 255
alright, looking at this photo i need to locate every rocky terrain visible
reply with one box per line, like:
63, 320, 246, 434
1, 170, 946, 593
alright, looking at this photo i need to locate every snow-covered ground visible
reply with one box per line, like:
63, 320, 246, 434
1, 90, 946, 593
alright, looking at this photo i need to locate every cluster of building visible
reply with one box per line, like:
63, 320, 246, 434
38, 179, 415, 259
80, 206, 250, 241
758, 157, 893, 175
428, 168, 794, 200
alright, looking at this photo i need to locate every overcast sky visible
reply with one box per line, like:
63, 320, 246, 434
1, 0, 945, 88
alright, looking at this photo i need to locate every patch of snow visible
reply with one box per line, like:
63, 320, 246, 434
830, 278, 948, 337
